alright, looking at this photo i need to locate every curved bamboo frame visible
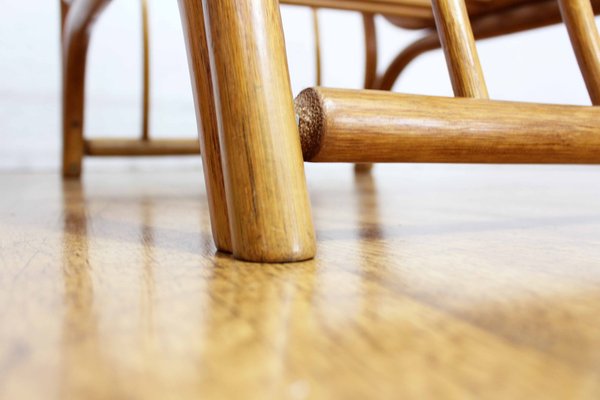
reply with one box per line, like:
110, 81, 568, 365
61, 0, 111, 177
60, 0, 200, 179
375, 0, 594, 90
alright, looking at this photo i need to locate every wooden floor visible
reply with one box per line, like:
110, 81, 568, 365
2, 165, 600, 399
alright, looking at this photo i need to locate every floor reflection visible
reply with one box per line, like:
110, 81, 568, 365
43, 170, 600, 398
60, 178, 116, 398
197, 254, 318, 398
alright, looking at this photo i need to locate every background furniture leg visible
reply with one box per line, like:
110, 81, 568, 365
61, 0, 110, 178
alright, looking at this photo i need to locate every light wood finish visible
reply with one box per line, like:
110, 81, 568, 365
84, 138, 200, 156
60, 0, 600, 168
179, 0, 232, 253
61, 0, 111, 177
141, 0, 151, 141
2, 169, 600, 399
559, 0, 600, 104
200, 0, 316, 262
295, 87, 600, 163
432, 0, 488, 98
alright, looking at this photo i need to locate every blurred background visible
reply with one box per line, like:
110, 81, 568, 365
0, 0, 594, 172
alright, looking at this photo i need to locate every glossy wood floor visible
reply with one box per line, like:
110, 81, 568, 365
2, 164, 600, 399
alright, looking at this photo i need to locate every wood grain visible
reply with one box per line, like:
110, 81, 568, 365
179, 0, 232, 253
559, 0, 600, 104
295, 87, 600, 163
2, 169, 600, 399
201, 0, 315, 262
431, 0, 488, 98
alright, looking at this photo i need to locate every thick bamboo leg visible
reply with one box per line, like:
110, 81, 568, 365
559, 0, 600, 104
295, 87, 600, 163
61, 0, 110, 178
201, 0, 316, 262
431, 0, 488, 98
178, 0, 232, 253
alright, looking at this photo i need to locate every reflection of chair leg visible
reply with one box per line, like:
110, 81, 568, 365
61, 0, 110, 178
199, 0, 316, 262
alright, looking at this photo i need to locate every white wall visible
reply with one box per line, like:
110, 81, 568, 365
0, 0, 594, 171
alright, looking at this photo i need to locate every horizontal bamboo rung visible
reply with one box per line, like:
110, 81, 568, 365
84, 138, 200, 156
294, 87, 600, 164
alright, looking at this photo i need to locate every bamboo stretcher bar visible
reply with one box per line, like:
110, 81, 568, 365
295, 87, 600, 163
84, 138, 200, 156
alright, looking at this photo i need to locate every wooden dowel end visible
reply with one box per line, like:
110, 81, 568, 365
295, 88, 325, 161
295, 87, 600, 164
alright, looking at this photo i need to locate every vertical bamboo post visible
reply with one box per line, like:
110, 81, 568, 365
62, 5, 87, 178
178, 0, 233, 253
362, 12, 378, 90
431, 0, 489, 98
559, 0, 600, 104
312, 8, 322, 86
141, 0, 151, 141
355, 12, 378, 174
201, 0, 316, 262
